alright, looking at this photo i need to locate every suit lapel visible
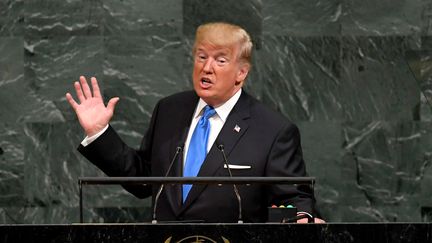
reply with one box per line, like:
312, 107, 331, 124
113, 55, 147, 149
180, 91, 251, 212
164, 92, 199, 215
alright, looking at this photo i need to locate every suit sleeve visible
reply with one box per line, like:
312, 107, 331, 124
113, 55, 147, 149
265, 123, 315, 215
77, 100, 161, 199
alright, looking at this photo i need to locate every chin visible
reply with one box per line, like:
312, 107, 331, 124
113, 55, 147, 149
197, 93, 213, 103
194, 88, 210, 97
194, 90, 216, 105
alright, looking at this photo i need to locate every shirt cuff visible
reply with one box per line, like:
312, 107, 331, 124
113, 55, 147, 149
297, 211, 313, 218
80, 125, 109, 147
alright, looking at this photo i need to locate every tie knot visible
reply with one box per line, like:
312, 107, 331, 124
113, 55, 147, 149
202, 105, 216, 120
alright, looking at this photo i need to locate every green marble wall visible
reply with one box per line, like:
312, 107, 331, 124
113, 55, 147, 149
0, 0, 431, 223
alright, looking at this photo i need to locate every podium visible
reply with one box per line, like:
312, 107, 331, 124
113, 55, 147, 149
21, 177, 416, 242
0, 223, 430, 242
78, 176, 316, 223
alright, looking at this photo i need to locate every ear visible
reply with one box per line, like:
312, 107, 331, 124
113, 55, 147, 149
235, 63, 250, 86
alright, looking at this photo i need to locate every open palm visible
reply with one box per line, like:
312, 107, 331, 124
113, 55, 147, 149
66, 76, 119, 137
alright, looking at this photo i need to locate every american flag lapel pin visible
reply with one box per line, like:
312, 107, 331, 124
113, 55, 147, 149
234, 124, 241, 133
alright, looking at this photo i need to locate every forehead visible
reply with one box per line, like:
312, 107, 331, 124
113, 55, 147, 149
195, 42, 237, 56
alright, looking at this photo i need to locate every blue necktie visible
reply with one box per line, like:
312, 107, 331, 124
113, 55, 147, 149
183, 105, 216, 202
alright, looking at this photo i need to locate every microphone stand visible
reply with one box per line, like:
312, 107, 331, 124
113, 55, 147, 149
152, 146, 183, 224
218, 144, 243, 224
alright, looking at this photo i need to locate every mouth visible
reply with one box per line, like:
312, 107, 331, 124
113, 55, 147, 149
200, 77, 213, 88
201, 77, 212, 84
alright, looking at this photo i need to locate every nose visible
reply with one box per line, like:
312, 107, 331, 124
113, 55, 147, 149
203, 58, 213, 73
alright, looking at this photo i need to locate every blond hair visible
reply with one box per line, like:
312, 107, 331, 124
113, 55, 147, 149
193, 22, 253, 65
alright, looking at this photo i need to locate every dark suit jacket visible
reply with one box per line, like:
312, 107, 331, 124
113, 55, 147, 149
78, 90, 315, 223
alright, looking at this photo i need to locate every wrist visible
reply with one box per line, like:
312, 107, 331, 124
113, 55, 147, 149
86, 125, 108, 137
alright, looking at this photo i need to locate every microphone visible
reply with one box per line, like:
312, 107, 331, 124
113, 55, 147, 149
217, 144, 243, 224
152, 145, 184, 224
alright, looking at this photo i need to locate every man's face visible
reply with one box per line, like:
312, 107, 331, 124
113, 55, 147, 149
192, 42, 249, 107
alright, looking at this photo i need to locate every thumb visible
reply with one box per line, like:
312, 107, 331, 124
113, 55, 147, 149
107, 97, 120, 113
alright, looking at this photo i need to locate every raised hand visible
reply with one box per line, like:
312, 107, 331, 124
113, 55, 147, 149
66, 76, 119, 137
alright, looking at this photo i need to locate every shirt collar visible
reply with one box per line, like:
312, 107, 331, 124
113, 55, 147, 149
195, 89, 242, 122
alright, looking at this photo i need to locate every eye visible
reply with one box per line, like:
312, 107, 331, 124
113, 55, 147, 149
216, 57, 228, 65
196, 53, 207, 62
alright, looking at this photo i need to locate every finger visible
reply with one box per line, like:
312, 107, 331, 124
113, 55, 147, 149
315, 218, 326, 224
74, 81, 86, 103
79, 76, 93, 99
106, 97, 120, 113
91, 77, 102, 99
65, 93, 78, 111
296, 218, 308, 224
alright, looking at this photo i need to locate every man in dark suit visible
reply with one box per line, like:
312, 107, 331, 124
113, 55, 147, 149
66, 22, 322, 223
